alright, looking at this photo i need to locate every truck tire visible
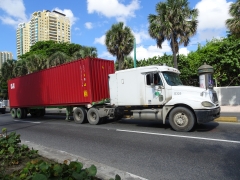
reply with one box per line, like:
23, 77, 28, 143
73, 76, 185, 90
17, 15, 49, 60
17, 108, 24, 119
73, 107, 87, 124
169, 107, 196, 132
87, 108, 101, 125
1, 109, 5, 114
11, 108, 17, 118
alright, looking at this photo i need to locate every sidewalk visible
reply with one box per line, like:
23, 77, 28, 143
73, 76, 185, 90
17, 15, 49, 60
22, 140, 147, 180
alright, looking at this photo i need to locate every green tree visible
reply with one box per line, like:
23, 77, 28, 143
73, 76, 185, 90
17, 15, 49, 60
13, 60, 28, 77
105, 22, 134, 70
48, 51, 70, 68
186, 36, 240, 86
148, 0, 198, 69
115, 56, 134, 70
1, 59, 17, 80
72, 46, 98, 61
26, 54, 47, 73
0, 74, 8, 99
18, 41, 97, 62
0, 60, 17, 99
226, 0, 240, 38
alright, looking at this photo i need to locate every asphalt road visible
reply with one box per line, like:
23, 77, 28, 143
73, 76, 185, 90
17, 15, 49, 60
1, 113, 240, 180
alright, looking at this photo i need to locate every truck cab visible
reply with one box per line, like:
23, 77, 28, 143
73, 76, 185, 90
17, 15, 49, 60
109, 65, 220, 132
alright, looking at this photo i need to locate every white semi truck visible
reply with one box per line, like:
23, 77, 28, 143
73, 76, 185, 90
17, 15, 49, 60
78, 64, 220, 132
8, 58, 220, 132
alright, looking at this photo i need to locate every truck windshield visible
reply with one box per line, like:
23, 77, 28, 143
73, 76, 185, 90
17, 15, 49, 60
162, 72, 183, 86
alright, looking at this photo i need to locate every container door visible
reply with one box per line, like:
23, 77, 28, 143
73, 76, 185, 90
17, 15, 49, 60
145, 73, 166, 105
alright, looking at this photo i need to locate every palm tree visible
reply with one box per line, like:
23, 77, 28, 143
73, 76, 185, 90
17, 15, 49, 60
115, 56, 134, 70
226, 0, 240, 37
26, 54, 47, 73
83, 46, 98, 58
148, 0, 198, 69
13, 60, 28, 77
105, 22, 134, 70
1, 59, 17, 80
71, 46, 98, 61
48, 51, 70, 68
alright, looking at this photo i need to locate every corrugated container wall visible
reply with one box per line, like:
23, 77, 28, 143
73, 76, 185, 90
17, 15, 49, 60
8, 58, 115, 108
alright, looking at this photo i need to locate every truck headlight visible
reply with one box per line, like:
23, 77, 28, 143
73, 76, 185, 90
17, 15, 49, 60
202, 101, 214, 107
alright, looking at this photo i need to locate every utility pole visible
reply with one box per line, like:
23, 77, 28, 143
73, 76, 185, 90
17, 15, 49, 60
134, 38, 136, 68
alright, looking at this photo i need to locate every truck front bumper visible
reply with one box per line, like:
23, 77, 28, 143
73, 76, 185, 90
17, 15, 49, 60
194, 107, 220, 124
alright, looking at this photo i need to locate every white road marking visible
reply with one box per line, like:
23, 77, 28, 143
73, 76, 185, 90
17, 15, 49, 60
117, 129, 240, 144
14, 120, 41, 124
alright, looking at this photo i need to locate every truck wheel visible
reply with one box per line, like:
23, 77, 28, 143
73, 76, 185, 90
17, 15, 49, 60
87, 108, 101, 125
73, 107, 87, 124
11, 108, 17, 118
169, 107, 196, 132
17, 108, 24, 119
1, 109, 5, 114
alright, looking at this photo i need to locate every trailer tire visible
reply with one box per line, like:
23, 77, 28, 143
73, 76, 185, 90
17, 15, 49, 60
73, 107, 87, 124
39, 109, 45, 117
30, 112, 37, 117
16, 108, 24, 119
22, 108, 28, 118
87, 108, 101, 125
169, 107, 196, 132
11, 108, 17, 118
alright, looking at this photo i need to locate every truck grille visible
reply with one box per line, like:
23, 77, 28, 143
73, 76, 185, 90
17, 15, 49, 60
212, 91, 218, 104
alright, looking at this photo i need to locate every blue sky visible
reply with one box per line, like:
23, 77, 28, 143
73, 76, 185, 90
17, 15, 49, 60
0, 0, 234, 61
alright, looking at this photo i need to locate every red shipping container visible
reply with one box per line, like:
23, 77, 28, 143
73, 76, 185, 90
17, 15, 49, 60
8, 57, 115, 108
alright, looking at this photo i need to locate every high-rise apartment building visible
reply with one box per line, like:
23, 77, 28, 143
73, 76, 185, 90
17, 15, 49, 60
16, 10, 71, 58
0, 51, 13, 69
16, 23, 30, 57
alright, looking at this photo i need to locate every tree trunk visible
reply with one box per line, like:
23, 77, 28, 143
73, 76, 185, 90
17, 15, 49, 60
118, 55, 123, 70
171, 33, 178, 69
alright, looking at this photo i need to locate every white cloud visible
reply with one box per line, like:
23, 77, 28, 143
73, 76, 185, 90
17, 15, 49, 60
195, 0, 232, 42
94, 35, 106, 45
0, 0, 28, 28
130, 41, 172, 60
179, 48, 190, 56
99, 51, 115, 60
85, 22, 93, 29
197, 29, 223, 42
54, 8, 78, 26
132, 30, 150, 44
196, 0, 232, 30
87, 0, 140, 22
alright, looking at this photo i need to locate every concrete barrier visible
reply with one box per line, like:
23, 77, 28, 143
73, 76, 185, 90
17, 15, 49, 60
215, 86, 240, 106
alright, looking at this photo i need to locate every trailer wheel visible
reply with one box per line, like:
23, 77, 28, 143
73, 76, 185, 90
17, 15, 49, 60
39, 109, 45, 117
73, 107, 87, 124
169, 107, 196, 132
1, 109, 5, 114
11, 108, 17, 118
16, 108, 24, 119
87, 108, 101, 125
22, 108, 28, 118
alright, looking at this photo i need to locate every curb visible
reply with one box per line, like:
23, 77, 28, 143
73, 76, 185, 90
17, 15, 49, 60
214, 117, 238, 122
22, 141, 147, 180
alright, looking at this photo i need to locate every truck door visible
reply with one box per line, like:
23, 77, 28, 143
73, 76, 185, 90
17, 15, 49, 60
145, 72, 166, 105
